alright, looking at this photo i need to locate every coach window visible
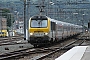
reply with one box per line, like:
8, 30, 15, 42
51, 22, 56, 31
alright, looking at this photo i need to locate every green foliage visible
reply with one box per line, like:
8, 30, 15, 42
2, 8, 10, 13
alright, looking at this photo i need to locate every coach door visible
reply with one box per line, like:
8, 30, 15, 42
51, 22, 56, 41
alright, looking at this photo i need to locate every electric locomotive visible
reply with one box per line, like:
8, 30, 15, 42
28, 15, 51, 46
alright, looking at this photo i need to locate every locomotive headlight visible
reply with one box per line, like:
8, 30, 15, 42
30, 33, 33, 35
45, 33, 48, 35
86, 30, 88, 32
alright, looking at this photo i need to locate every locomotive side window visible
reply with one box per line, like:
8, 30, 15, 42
51, 22, 56, 31
57, 24, 63, 31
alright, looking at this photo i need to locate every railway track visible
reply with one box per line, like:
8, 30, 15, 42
0, 32, 89, 60
0, 36, 24, 46
0, 37, 85, 60
0, 36, 24, 40
31, 40, 84, 60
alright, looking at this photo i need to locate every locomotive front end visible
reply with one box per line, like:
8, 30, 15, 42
28, 15, 50, 46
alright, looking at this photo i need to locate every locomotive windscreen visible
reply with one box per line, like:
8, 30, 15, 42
30, 16, 48, 28
0, 32, 4, 34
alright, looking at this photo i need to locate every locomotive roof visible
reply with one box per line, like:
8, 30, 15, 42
31, 15, 48, 20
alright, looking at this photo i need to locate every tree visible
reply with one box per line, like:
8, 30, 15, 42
2, 8, 14, 27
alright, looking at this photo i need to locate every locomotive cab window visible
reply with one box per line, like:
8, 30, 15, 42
30, 19, 48, 28
0, 32, 4, 34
